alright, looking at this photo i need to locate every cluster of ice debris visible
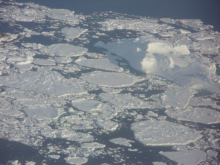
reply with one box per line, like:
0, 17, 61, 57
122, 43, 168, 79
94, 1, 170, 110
0, 1, 220, 165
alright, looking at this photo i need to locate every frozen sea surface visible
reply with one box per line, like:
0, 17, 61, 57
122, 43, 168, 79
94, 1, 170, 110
0, 1, 220, 165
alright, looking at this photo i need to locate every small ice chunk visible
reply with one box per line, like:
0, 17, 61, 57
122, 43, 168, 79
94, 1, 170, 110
48, 155, 60, 160
110, 138, 132, 147
54, 57, 72, 64
80, 71, 140, 87
23, 105, 58, 119
99, 93, 151, 109
76, 58, 120, 71
0, 71, 86, 96
162, 86, 195, 109
6, 160, 21, 165
159, 150, 206, 165
165, 107, 220, 124
48, 9, 79, 25
64, 156, 88, 165
61, 27, 87, 41
160, 18, 176, 24
15, 63, 33, 71
72, 99, 103, 112
58, 130, 94, 142
131, 120, 201, 146
41, 44, 87, 57
96, 119, 118, 131
25, 161, 36, 165
81, 142, 105, 149
153, 162, 166, 165
207, 150, 218, 158
180, 19, 212, 30
33, 59, 56, 66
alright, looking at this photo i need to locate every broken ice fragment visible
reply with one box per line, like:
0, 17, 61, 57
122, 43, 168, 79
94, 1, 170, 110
165, 107, 220, 124
23, 105, 58, 119
110, 138, 132, 147
64, 156, 88, 165
76, 58, 120, 71
41, 44, 87, 57
96, 119, 118, 131
131, 120, 201, 146
61, 27, 87, 41
159, 150, 206, 165
80, 71, 140, 87
33, 59, 56, 66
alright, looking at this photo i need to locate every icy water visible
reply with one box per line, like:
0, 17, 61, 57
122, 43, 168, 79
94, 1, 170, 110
0, 0, 220, 165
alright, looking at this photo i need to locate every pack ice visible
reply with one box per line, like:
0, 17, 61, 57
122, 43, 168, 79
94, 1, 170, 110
0, 1, 220, 165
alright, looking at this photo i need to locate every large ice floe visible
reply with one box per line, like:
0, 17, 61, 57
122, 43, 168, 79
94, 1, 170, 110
0, 1, 220, 165
131, 120, 202, 146
95, 36, 220, 93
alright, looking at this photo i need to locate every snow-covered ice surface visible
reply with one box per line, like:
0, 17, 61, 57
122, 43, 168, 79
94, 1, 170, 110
159, 150, 207, 165
0, 1, 220, 165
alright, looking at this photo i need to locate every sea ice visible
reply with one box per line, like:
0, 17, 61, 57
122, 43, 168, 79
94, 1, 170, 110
96, 36, 220, 93
81, 142, 105, 149
61, 27, 87, 41
48, 155, 60, 160
48, 9, 79, 25
110, 138, 132, 147
165, 107, 220, 124
95, 36, 190, 74
153, 162, 166, 165
161, 86, 195, 109
33, 59, 56, 66
131, 120, 202, 146
0, 71, 86, 96
76, 58, 120, 71
159, 150, 206, 165
99, 93, 151, 109
80, 71, 140, 87
25, 161, 36, 165
41, 44, 87, 57
57, 130, 94, 142
98, 18, 173, 34
72, 99, 113, 112
96, 119, 118, 131
23, 105, 58, 119
179, 19, 212, 31
64, 156, 88, 165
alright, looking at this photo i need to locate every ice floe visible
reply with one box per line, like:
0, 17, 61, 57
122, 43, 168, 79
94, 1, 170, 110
80, 71, 141, 87
165, 107, 220, 124
72, 99, 113, 112
161, 86, 195, 109
96, 119, 118, 131
153, 162, 166, 165
95, 36, 191, 74
110, 138, 132, 147
64, 156, 88, 165
131, 120, 202, 146
61, 27, 87, 41
81, 142, 105, 150
99, 93, 152, 109
33, 59, 56, 66
76, 58, 120, 71
0, 71, 86, 96
98, 18, 173, 34
159, 149, 206, 165
41, 44, 87, 57
96, 36, 220, 93
23, 105, 58, 119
